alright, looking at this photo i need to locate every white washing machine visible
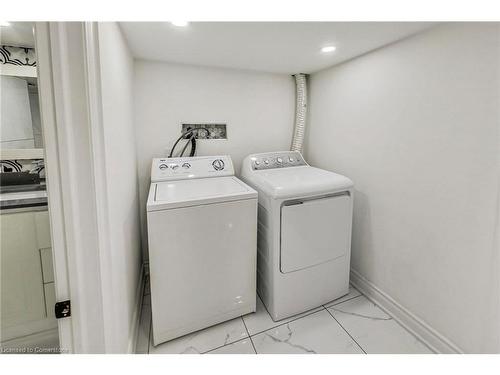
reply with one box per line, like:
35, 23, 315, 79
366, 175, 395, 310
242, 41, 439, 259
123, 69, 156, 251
241, 151, 354, 321
147, 155, 257, 345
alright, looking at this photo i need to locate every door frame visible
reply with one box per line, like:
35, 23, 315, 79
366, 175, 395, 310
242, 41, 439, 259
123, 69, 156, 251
34, 22, 111, 353
35, 21, 74, 353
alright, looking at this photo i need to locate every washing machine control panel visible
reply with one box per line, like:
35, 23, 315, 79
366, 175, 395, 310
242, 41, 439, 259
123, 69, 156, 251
250, 151, 307, 170
151, 155, 234, 182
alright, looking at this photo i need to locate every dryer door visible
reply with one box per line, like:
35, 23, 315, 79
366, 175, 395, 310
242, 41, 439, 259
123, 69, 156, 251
280, 193, 352, 273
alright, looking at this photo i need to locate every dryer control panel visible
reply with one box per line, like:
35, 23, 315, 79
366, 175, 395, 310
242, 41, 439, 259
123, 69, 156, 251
248, 151, 307, 171
151, 155, 234, 182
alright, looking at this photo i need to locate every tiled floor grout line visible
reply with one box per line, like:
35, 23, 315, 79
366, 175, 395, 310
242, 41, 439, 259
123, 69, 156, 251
324, 306, 367, 354
246, 291, 363, 339
327, 290, 434, 353
142, 285, 371, 354
323, 294, 363, 309
247, 307, 325, 338
202, 337, 254, 354
241, 317, 258, 354
248, 336, 258, 354
200, 317, 253, 354
351, 293, 436, 354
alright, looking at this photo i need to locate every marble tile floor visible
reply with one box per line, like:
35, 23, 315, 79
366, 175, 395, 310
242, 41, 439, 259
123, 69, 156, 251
136, 277, 433, 354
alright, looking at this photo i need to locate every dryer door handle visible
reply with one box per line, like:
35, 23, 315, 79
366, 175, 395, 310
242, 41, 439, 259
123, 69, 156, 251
283, 200, 304, 207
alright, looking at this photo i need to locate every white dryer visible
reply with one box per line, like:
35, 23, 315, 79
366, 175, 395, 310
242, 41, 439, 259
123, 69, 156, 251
241, 151, 354, 321
147, 155, 257, 345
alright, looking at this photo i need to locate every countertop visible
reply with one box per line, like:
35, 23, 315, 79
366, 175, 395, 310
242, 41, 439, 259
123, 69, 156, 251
0, 187, 48, 210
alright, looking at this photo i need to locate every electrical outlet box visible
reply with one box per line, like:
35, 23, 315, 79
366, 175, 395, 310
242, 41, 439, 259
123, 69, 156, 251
182, 123, 227, 140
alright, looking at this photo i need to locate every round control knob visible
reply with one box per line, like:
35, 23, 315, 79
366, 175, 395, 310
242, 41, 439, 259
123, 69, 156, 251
182, 162, 191, 169
288, 157, 294, 163
255, 161, 260, 166
159, 163, 168, 170
171, 164, 179, 170
277, 157, 283, 164
264, 159, 269, 165
212, 159, 225, 171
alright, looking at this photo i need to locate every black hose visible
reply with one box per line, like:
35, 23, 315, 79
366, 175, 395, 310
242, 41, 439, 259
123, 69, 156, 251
189, 136, 197, 157
179, 132, 196, 157
168, 129, 194, 158
168, 127, 211, 158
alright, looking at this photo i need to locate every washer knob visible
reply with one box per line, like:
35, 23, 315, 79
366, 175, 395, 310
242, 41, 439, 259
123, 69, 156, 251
264, 159, 269, 165
182, 162, 191, 169
171, 164, 179, 170
159, 163, 168, 170
277, 157, 283, 164
288, 157, 294, 163
212, 159, 225, 171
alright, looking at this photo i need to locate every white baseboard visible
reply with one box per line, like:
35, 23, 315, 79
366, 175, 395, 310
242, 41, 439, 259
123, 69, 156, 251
350, 268, 464, 354
127, 264, 146, 354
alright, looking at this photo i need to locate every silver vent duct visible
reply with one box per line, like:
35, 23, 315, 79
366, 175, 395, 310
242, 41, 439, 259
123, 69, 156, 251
290, 73, 308, 153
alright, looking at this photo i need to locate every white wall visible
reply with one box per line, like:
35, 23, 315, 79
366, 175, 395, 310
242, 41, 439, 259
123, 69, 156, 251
134, 61, 295, 259
97, 22, 142, 352
305, 23, 500, 353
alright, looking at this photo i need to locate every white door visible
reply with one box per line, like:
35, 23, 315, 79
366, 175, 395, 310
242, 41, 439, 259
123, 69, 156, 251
280, 194, 352, 273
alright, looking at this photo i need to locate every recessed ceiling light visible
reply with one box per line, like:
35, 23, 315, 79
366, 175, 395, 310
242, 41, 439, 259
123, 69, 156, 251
321, 45, 337, 53
171, 21, 189, 27
0, 21, 11, 27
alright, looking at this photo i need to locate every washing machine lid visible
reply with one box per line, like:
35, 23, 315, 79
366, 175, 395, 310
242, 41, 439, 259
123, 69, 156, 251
147, 176, 257, 211
248, 166, 353, 199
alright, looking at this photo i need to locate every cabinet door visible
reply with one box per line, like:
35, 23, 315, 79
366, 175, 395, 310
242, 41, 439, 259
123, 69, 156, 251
34, 211, 52, 249
44, 283, 56, 318
280, 194, 352, 273
40, 248, 54, 283
1, 212, 46, 328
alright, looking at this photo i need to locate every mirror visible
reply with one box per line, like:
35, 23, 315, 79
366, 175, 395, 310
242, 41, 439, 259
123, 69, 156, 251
0, 75, 42, 149
0, 23, 42, 150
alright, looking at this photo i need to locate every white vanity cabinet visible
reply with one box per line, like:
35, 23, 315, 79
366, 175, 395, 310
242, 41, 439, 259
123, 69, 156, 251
0, 209, 57, 342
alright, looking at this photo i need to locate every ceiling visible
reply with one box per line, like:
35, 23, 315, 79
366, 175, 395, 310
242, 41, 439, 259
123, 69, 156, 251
0, 22, 35, 48
120, 22, 436, 74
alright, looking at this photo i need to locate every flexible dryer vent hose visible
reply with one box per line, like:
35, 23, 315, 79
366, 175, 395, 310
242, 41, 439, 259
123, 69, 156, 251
290, 73, 308, 153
